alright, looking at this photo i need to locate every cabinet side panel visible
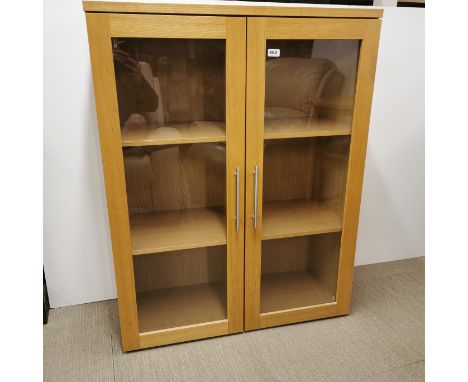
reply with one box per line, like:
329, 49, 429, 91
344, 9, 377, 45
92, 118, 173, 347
226, 17, 247, 333
244, 18, 266, 331
85, 13, 139, 351
336, 20, 382, 314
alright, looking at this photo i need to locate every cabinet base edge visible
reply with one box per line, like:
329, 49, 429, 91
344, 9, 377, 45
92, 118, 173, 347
259, 302, 339, 329
138, 319, 229, 349
129, 303, 346, 350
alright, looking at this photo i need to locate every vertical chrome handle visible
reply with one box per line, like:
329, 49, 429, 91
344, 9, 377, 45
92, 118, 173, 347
235, 167, 240, 231
253, 165, 259, 229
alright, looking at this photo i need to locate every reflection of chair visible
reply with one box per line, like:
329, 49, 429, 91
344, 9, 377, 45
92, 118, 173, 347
139, 61, 164, 127
265, 57, 344, 121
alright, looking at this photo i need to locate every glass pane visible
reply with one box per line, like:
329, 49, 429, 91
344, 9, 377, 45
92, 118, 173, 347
261, 233, 340, 313
133, 245, 227, 332
261, 40, 356, 312
123, 143, 226, 255
115, 38, 228, 332
261, 136, 348, 309
265, 40, 359, 137
263, 136, 350, 239
123, 142, 226, 332
112, 38, 226, 145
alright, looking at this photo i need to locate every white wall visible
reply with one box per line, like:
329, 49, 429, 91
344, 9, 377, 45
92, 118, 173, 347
44, 0, 117, 307
44, 1, 424, 308
355, 7, 425, 265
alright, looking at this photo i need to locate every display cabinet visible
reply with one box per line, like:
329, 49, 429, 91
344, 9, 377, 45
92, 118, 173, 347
84, 0, 382, 351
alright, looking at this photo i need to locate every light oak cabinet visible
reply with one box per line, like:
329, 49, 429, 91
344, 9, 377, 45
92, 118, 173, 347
84, 1, 382, 351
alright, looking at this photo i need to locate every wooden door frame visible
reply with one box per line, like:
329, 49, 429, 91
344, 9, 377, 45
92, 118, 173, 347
244, 17, 382, 331
86, 13, 246, 351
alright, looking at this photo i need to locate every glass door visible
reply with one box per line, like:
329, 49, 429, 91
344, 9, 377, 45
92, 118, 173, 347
86, 14, 246, 350
118, 36, 230, 335
245, 18, 381, 330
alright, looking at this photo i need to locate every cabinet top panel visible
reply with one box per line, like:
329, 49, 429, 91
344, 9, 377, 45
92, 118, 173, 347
83, 0, 383, 19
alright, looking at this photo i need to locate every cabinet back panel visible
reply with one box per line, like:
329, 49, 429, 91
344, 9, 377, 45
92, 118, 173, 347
263, 138, 316, 202
260, 233, 341, 313
263, 136, 350, 215
123, 143, 226, 214
312, 135, 350, 217
262, 233, 341, 288
133, 245, 227, 292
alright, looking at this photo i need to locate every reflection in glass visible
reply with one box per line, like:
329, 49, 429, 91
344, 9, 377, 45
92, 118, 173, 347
112, 38, 226, 145
265, 40, 359, 138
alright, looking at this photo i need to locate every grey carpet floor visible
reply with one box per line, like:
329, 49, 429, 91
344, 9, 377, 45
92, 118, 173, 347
43, 257, 424, 382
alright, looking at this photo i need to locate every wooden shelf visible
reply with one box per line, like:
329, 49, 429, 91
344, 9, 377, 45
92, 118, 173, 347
261, 270, 335, 313
130, 207, 226, 255
262, 199, 342, 240
137, 282, 226, 333
264, 118, 351, 140
121, 121, 226, 147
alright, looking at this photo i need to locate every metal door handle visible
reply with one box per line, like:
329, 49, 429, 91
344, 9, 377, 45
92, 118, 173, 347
253, 165, 259, 229
235, 167, 240, 231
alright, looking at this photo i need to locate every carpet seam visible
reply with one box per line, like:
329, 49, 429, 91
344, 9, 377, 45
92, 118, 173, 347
110, 332, 117, 382
363, 358, 425, 380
